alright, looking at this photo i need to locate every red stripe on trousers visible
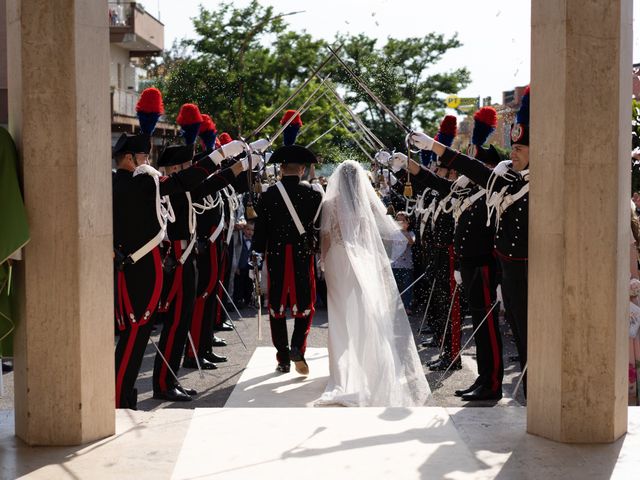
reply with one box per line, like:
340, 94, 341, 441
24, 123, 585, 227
115, 323, 138, 408
115, 247, 163, 407
481, 265, 500, 391
298, 255, 316, 355
159, 241, 184, 392
279, 245, 298, 315
188, 242, 219, 358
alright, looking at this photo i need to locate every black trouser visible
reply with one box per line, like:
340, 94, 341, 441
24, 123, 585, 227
153, 242, 196, 393
115, 249, 163, 409
187, 240, 222, 359
269, 315, 313, 364
499, 257, 528, 394
460, 260, 504, 392
428, 246, 461, 360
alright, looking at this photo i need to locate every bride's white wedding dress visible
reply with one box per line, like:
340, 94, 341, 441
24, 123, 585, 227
315, 160, 431, 407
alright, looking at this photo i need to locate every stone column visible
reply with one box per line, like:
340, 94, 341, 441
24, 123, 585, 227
528, 0, 632, 443
7, 0, 114, 445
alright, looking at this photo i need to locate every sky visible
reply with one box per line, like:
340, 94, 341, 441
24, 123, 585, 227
139, 0, 640, 104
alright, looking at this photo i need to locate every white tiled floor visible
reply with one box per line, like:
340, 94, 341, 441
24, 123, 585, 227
2, 347, 639, 480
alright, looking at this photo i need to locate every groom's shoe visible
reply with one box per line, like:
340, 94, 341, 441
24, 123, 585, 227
290, 347, 309, 376
276, 363, 291, 373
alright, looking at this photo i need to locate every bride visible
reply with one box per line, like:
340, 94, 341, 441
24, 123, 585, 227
316, 160, 431, 407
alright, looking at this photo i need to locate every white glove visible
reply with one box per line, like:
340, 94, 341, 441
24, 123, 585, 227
250, 138, 270, 154
407, 131, 435, 151
496, 284, 503, 305
391, 152, 408, 172
493, 160, 516, 179
208, 140, 244, 165
374, 150, 392, 167
455, 175, 470, 189
265, 165, 275, 177
454, 270, 462, 285
261, 183, 270, 193
382, 168, 398, 186
240, 152, 263, 171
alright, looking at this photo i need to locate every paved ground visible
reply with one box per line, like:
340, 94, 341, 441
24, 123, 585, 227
0, 303, 525, 410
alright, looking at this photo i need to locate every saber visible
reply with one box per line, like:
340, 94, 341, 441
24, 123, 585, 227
268, 76, 331, 146
418, 277, 437, 336
298, 110, 332, 137
246, 45, 342, 141
219, 280, 246, 322
399, 269, 428, 297
186, 332, 205, 379
305, 120, 343, 148
329, 99, 379, 150
327, 46, 411, 133
324, 81, 387, 149
438, 283, 459, 357
435, 300, 500, 387
149, 335, 190, 391
216, 294, 248, 350
511, 362, 528, 400
336, 109, 379, 152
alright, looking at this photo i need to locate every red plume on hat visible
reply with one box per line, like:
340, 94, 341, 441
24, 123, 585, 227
435, 115, 457, 147
177, 103, 204, 145
136, 87, 164, 135
280, 109, 303, 146
280, 110, 303, 127
198, 114, 218, 151
472, 107, 498, 146
218, 132, 233, 146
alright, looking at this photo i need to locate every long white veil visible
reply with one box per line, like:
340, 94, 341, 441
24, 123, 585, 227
319, 160, 430, 407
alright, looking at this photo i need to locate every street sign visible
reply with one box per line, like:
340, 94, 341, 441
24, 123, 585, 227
445, 95, 479, 112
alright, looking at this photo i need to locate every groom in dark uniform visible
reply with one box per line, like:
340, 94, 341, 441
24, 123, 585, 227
252, 143, 323, 375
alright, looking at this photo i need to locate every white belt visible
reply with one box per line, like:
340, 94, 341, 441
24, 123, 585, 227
276, 181, 305, 235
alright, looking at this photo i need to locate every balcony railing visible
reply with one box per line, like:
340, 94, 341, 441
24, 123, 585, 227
111, 88, 139, 118
109, 2, 164, 56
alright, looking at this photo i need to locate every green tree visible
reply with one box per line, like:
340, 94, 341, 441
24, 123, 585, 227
144, 0, 470, 162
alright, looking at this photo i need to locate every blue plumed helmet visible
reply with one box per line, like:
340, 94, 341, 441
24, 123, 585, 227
198, 114, 218, 151
510, 86, 530, 146
280, 109, 303, 146
136, 87, 164, 135
177, 103, 204, 145
472, 107, 498, 147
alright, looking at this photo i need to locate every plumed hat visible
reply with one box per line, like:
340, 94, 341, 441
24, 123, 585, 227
157, 144, 194, 168
177, 103, 203, 145
112, 132, 151, 157
198, 114, 218, 151
136, 87, 164, 135
269, 144, 317, 164
510, 86, 530, 146
280, 109, 303, 146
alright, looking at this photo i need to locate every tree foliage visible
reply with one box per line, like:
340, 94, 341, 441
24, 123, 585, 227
142, 0, 470, 162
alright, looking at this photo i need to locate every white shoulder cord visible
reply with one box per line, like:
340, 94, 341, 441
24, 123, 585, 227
420, 196, 437, 238
223, 186, 239, 245
192, 192, 222, 214
484, 162, 527, 229
178, 192, 197, 264
127, 166, 173, 263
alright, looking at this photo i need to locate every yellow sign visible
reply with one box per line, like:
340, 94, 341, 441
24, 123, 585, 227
445, 95, 461, 109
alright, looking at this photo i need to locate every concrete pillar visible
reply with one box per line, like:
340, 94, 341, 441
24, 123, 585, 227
528, 0, 632, 443
7, 0, 114, 445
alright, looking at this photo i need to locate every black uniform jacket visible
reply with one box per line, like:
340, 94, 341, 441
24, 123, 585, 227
440, 148, 528, 261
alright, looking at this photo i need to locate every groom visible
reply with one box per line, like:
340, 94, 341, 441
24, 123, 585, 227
252, 144, 323, 375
